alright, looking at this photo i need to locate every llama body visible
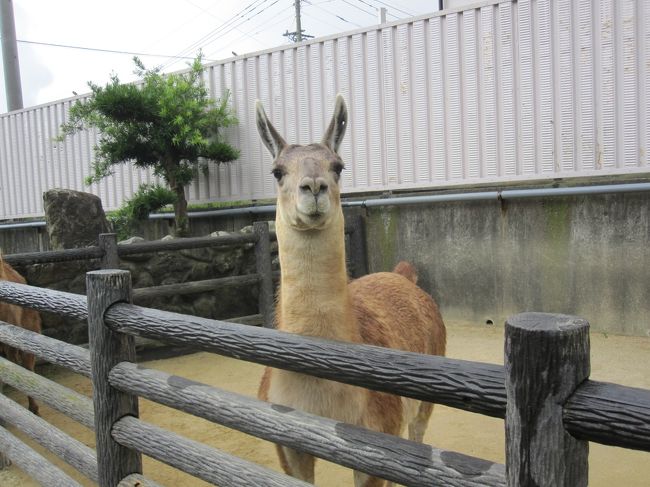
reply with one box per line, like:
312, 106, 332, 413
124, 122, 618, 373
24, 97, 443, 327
0, 256, 42, 414
256, 96, 446, 486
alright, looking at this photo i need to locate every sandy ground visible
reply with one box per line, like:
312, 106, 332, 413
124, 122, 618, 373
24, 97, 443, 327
0, 323, 649, 486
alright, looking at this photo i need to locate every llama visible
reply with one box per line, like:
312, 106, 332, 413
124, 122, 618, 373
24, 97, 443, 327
256, 95, 446, 487
0, 254, 42, 415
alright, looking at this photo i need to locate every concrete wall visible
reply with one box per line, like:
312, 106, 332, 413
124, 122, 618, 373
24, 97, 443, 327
365, 192, 650, 337
4, 191, 649, 337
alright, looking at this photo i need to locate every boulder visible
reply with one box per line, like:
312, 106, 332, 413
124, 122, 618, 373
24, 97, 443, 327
43, 189, 110, 249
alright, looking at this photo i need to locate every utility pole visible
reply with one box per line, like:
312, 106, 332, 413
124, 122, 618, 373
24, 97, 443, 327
294, 0, 302, 42
1, 0, 23, 111
283, 0, 312, 43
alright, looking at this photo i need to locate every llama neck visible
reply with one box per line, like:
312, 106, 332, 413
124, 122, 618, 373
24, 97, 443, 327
276, 214, 358, 342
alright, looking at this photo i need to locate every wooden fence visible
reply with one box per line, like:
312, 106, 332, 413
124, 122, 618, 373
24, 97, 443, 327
2, 217, 367, 328
0, 226, 649, 485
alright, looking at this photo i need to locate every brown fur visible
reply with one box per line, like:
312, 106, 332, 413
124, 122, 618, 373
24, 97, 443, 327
255, 96, 446, 487
0, 254, 42, 414
392, 260, 418, 284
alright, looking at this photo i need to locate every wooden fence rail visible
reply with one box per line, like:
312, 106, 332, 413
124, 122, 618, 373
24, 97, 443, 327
0, 355, 94, 429
0, 321, 91, 376
109, 362, 506, 486
112, 416, 312, 487
0, 393, 98, 482
0, 233, 648, 485
1, 278, 650, 452
3, 224, 278, 328
0, 427, 84, 487
86, 269, 650, 486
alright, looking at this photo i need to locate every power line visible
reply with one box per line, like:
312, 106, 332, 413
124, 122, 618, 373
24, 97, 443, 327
304, 2, 362, 28
204, 5, 295, 59
142, 0, 222, 52
372, 0, 414, 17
180, 0, 267, 47
14, 39, 214, 61
301, 11, 345, 32
160, 0, 268, 69
184, 0, 280, 61
341, 0, 375, 18
160, 0, 272, 70
191, 0, 282, 57
356, 0, 400, 20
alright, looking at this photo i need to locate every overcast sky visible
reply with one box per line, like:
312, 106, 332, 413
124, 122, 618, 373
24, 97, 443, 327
1, 0, 440, 112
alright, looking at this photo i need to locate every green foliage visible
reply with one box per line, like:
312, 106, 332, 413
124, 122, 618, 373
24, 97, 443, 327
58, 54, 239, 235
108, 184, 177, 240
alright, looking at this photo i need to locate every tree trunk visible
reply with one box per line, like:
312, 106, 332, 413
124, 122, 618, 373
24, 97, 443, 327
168, 178, 189, 237
163, 158, 190, 237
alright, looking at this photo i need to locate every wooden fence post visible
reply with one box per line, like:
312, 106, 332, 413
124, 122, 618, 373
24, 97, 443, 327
253, 222, 274, 328
99, 233, 119, 270
87, 270, 141, 486
505, 312, 590, 487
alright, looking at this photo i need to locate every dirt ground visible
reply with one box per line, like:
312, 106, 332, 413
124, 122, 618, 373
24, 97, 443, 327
0, 322, 648, 486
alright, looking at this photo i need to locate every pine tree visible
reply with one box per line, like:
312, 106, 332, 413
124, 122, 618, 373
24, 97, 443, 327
59, 55, 239, 236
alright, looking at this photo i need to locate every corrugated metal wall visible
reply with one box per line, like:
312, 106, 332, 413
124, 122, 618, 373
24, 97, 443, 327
1, 0, 649, 219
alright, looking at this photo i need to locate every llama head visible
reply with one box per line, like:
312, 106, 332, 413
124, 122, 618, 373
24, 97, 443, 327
255, 95, 348, 231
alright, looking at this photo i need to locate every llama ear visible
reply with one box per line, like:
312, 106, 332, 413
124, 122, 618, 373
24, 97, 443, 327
322, 94, 348, 153
255, 100, 287, 159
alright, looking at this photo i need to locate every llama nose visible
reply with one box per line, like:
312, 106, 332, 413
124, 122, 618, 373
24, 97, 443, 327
299, 177, 328, 195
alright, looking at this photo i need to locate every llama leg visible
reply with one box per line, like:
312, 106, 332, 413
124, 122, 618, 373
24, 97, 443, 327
20, 352, 39, 415
277, 446, 315, 483
408, 401, 433, 443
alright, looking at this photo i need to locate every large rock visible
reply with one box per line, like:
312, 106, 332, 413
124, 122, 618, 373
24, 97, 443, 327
43, 189, 110, 249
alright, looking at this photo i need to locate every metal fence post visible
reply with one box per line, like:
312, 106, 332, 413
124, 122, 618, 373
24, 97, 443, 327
253, 222, 275, 328
87, 270, 141, 486
99, 233, 119, 270
505, 312, 589, 487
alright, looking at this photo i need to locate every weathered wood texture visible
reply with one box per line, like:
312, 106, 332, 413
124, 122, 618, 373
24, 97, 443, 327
110, 362, 506, 486
228, 314, 263, 326
117, 473, 164, 487
99, 233, 119, 269
505, 313, 589, 487
87, 270, 142, 486
132, 274, 261, 300
105, 302, 507, 416
0, 321, 91, 376
116, 233, 256, 256
0, 426, 83, 487
0, 355, 94, 429
101, 302, 650, 451
0, 393, 98, 482
1, 280, 649, 451
0, 280, 88, 321
254, 222, 275, 328
112, 415, 311, 487
564, 380, 650, 452
3, 246, 103, 266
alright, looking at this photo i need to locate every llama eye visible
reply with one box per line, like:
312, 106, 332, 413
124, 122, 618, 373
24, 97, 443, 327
271, 168, 284, 181
331, 163, 344, 176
